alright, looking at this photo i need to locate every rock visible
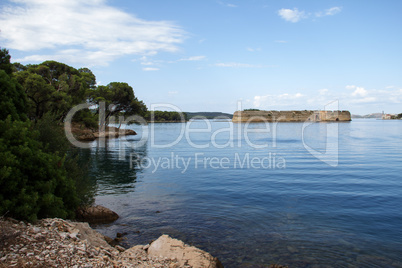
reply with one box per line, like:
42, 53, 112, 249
31, 227, 41, 233
70, 123, 137, 141
116, 232, 126, 238
70, 123, 97, 141
115, 245, 126, 252
147, 235, 223, 268
68, 221, 113, 250
0, 217, 222, 268
93, 127, 137, 139
114, 237, 123, 243
103, 235, 114, 245
119, 245, 148, 260
76, 205, 119, 224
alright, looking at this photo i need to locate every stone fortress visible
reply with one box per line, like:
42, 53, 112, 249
232, 110, 352, 123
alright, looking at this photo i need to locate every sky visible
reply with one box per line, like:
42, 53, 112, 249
1, 0, 402, 115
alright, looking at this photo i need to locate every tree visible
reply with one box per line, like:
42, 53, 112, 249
0, 70, 27, 121
244, 108, 260, 111
17, 73, 55, 120
12, 62, 28, 72
144, 110, 187, 122
78, 67, 97, 90
89, 82, 147, 129
0, 49, 27, 121
0, 48, 13, 76
13, 61, 96, 121
0, 50, 94, 222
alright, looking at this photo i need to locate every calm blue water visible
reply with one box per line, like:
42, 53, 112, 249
88, 119, 402, 267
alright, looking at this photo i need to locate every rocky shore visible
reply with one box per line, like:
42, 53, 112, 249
0, 217, 223, 268
70, 123, 137, 141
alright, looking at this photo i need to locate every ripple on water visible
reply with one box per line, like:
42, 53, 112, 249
90, 120, 402, 267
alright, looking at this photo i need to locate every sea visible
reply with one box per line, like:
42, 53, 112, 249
83, 119, 402, 267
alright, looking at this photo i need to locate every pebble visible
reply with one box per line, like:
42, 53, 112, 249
0, 217, 184, 268
115, 245, 126, 252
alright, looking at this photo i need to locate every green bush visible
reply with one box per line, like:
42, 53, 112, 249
33, 113, 95, 207
0, 70, 27, 121
0, 117, 79, 222
0, 48, 95, 222
72, 109, 99, 130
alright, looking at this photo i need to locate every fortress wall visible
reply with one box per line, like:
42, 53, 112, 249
232, 110, 351, 123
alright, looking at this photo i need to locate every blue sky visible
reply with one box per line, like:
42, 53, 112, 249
1, 0, 402, 114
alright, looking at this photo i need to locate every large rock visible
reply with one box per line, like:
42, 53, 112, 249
147, 234, 223, 268
1, 217, 224, 268
68, 221, 115, 250
70, 124, 97, 141
76, 205, 119, 224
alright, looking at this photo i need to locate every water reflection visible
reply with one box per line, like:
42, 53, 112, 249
87, 120, 402, 267
88, 136, 148, 195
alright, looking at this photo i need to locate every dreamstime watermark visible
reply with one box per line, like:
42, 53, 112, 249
64, 100, 342, 168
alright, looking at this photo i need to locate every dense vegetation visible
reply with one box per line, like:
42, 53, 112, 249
0, 48, 146, 221
185, 112, 233, 120
145, 110, 188, 122
0, 48, 238, 222
89, 82, 147, 129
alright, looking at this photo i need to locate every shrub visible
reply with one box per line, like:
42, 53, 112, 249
0, 117, 79, 222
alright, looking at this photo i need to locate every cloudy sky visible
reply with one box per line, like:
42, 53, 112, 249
1, 0, 402, 114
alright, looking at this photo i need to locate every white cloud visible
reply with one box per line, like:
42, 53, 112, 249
178, 56, 206, 61
0, 0, 185, 66
250, 86, 402, 114
351, 97, 376, 103
319, 88, 329, 95
326, 6, 342, 15
345, 85, 356, 90
218, 1, 237, 8
246, 47, 261, 52
143, 67, 159, 71
278, 8, 307, 23
136, 55, 161, 67
346, 85, 371, 101
278, 6, 342, 23
279, 93, 303, 99
215, 62, 265, 68
316, 6, 342, 17
141, 62, 154, 66
168, 91, 179, 95
351, 87, 368, 97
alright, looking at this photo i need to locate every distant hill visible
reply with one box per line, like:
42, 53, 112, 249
185, 112, 233, 119
352, 113, 382, 119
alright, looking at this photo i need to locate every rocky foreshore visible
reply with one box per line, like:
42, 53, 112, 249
70, 123, 137, 141
0, 217, 223, 268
